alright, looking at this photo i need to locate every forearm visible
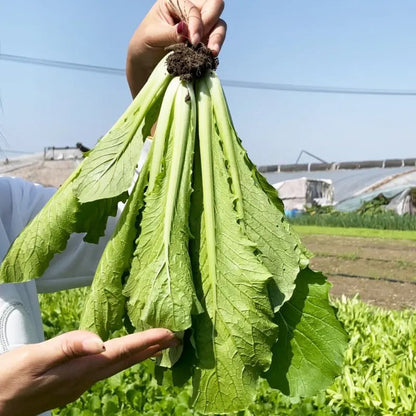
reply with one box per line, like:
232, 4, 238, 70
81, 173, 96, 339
126, 44, 154, 99
125, 2, 166, 99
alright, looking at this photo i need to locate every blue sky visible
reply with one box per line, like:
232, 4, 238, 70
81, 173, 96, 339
1, 1, 415, 165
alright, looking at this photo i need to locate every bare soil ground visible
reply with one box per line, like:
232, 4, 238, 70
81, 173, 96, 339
1, 156, 79, 188
301, 234, 416, 310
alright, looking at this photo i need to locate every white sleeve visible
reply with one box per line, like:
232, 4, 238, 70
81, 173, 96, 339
0, 177, 55, 352
0, 280, 44, 353
0, 178, 53, 415
0, 280, 50, 416
0, 177, 116, 350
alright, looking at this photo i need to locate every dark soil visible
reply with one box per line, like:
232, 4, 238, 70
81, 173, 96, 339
166, 43, 218, 82
301, 234, 416, 310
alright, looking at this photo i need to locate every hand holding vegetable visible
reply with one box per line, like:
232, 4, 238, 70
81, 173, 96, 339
0, 329, 179, 416
126, 0, 226, 97
0, 2, 348, 410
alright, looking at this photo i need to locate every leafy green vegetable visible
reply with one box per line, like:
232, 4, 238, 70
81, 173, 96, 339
124, 78, 201, 333
188, 78, 278, 413
0, 51, 172, 283
0, 47, 347, 415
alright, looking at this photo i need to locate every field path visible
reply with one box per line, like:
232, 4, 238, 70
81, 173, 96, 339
301, 234, 416, 309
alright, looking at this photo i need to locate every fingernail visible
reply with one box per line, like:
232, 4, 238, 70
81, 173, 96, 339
211, 44, 220, 56
190, 32, 201, 46
177, 21, 186, 35
82, 337, 106, 354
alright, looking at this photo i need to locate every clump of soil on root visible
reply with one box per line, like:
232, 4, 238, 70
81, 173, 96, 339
166, 42, 218, 82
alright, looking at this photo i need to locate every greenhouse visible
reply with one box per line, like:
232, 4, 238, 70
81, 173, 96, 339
261, 158, 416, 215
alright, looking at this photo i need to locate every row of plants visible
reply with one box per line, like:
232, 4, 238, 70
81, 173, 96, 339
288, 202, 416, 231
40, 288, 416, 415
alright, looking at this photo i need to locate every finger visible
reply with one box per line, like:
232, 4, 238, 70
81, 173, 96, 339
165, 0, 203, 45
29, 330, 105, 371
206, 18, 227, 56
185, 2, 203, 45
136, 17, 186, 49
40, 329, 178, 383
89, 329, 180, 380
93, 344, 166, 381
176, 20, 190, 43
103, 328, 178, 360
200, 0, 225, 37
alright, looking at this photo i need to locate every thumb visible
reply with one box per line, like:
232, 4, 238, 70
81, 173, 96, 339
176, 21, 190, 43
144, 21, 187, 48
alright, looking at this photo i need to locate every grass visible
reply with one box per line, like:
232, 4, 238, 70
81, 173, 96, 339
314, 251, 360, 261
39, 289, 416, 415
326, 296, 416, 415
293, 224, 416, 241
289, 209, 416, 232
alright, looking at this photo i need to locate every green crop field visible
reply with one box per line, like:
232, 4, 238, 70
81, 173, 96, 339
288, 205, 416, 232
39, 287, 416, 415
293, 224, 416, 241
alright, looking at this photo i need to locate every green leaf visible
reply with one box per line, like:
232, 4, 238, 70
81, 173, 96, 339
189, 79, 278, 414
206, 74, 309, 311
74, 192, 128, 244
264, 267, 348, 397
170, 331, 197, 386
79, 147, 153, 340
75, 55, 172, 203
124, 79, 201, 333
0, 169, 121, 283
155, 329, 196, 387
